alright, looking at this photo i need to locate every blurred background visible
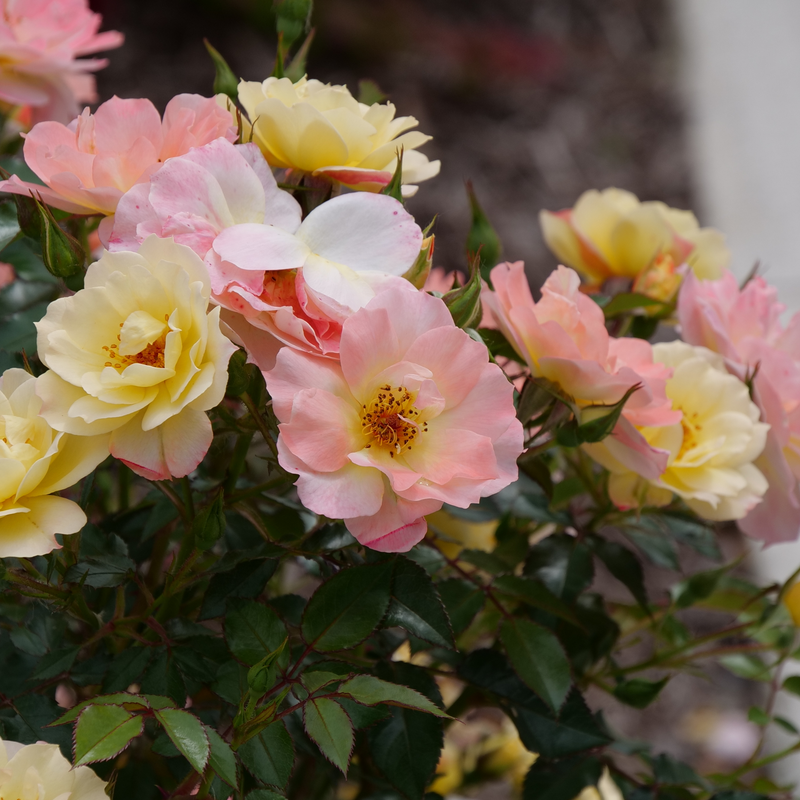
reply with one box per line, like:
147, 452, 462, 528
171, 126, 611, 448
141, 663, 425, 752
88, 0, 800, 790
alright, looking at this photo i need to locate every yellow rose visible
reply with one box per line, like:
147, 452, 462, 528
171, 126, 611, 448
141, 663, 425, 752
0, 369, 107, 558
784, 582, 800, 626
539, 188, 730, 287
426, 509, 499, 559
0, 738, 108, 799
428, 739, 464, 797
35, 236, 237, 481
237, 76, 440, 196
585, 342, 768, 520
575, 769, 625, 800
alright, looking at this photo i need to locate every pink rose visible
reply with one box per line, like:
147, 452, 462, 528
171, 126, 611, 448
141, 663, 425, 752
679, 270, 800, 543
0, 94, 236, 217
109, 138, 424, 370
483, 261, 680, 479
265, 285, 524, 552
0, 0, 123, 124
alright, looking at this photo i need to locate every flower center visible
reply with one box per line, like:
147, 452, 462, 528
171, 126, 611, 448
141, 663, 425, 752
361, 385, 427, 457
678, 412, 702, 457
102, 322, 166, 371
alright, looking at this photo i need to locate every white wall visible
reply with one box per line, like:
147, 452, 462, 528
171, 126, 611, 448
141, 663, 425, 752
674, 0, 800, 782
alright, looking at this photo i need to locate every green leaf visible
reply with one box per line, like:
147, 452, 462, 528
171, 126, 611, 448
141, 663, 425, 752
384, 556, 454, 649
523, 756, 603, 800
153, 708, 210, 774
52, 694, 152, 727
622, 525, 680, 570
203, 40, 239, 101
747, 706, 770, 726
339, 675, 449, 718
460, 649, 610, 759
493, 575, 581, 625
368, 663, 444, 799
74, 704, 143, 766
0, 300, 49, 353
238, 720, 294, 789
301, 671, 341, 694
659, 513, 721, 560
10, 626, 47, 656
501, 618, 571, 712
64, 554, 135, 587
0, 202, 20, 251
671, 567, 724, 609
478, 328, 526, 365
246, 792, 286, 800
524, 534, 593, 602
613, 678, 668, 709
301, 561, 393, 651
437, 578, 484, 635
651, 753, 703, 786
225, 599, 287, 666
303, 697, 354, 775
783, 675, 800, 696
590, 537, 648, 610
206, 727, 238, 788
602, 292, 668, 318
200, 558, 277, 620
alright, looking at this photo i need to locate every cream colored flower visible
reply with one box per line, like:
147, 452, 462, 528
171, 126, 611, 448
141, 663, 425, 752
237, 76, 440, 196
35, 236, 237, 481
0, 738, 108, 800
585, 342, 768, 520
0, 369, 107, 558
540, 188, 730, 287
575, 769, 624, 800
426, 509, 499, 559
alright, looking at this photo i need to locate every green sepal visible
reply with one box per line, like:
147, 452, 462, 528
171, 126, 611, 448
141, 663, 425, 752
442, 253, 482, 329
193, 489, 227, 551
203, 39, 239, 101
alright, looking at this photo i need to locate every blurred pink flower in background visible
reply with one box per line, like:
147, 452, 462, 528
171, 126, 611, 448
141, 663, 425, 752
266, 286, 523, 552
483, 261, 680, 479
110, 138, 424, 369
0, 0, 123, 124
679, 270, 800, 543
0, 94, 236, 217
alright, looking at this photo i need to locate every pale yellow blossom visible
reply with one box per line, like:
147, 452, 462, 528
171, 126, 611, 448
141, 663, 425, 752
0, 369, 107, 558
540, 188, 729, 287
35, 236, 237, 481
0, 738, 108, 800
237, 76, 440, 196
585, 342, 768, 520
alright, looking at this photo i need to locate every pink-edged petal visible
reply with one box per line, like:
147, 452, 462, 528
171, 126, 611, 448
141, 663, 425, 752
339, 287, 453, 399
740, 433, 800, 544
265, 347, 353, 421
0, 496, 86, 558
212, 222, 309, 272
173, 138, 267, 224
280, 388, 364, 472
92, 96, 163, 154
296, 192, 422, 276
0, 174, 97, 214
108, 182, 160, 250
312, 166, 393, 191
110, 407, 212, 480
402, 327, 492, 408
345, 487, 440, 552
235, 143, 302, 232
537, 356, 642, 406
404, 427, 499, 485
278, 436, 384, 519
601, 417, 670, 481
